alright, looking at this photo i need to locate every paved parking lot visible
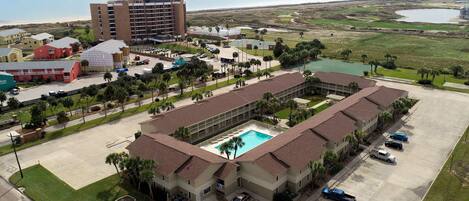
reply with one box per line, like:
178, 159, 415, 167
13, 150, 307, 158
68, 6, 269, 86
325, 81, 469, 201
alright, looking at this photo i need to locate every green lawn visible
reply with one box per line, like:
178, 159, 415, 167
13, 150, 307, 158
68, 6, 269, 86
275, 96, 325, 119
9, 165, 150, 201
156, 43, 206, 55
239, 47, 274, 57
424, 126, 469, 201
376, 67, 469, 93
72, 28, 95, 43
308, 18, 468, 32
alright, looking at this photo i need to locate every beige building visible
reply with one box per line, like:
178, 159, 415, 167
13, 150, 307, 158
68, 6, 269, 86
21, 33, 54, 50
0, 48, 23, 63
0, 28, 29, 45
90, 0, 186, 44
129, 72, 408, 201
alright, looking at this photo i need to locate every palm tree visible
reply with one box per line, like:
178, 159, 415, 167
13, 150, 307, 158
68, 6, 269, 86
192, 92, 204, 103
104, 71, 113, 83
140, 160, 156, 199
233, 52, 239, 63
379, 111, 392, 129
61, 97, 74, 116
303, 70, 312, 77
0, 91, 6, 107
417, 68, 430, 80
148, 79, 159, 102
430, 69, 440, 82
286, 99, 298, 124
158, 82, 168, 100
450, 65, 464, 78
310, 161, 326, 187
105, 152, 123, 176
148, 105, 161, 116
161, 101, 175, 111
115, 87, 129, 112
361, 54, 368, 64
299, 31, 304, 39
340, 49, 352, 60
345, 134, 359, 154
219, 141, 233, 160
174, 127, 190, 141
348, 82, 359, 92
256, 99, 270, 118
230, 136, 245, 158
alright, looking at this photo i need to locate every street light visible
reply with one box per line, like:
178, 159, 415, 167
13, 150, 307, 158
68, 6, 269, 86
9, 132, 23, 178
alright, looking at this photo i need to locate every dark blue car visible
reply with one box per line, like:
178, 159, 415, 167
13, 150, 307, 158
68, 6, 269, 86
390, 132, 408, 142
322, 187, 356, 201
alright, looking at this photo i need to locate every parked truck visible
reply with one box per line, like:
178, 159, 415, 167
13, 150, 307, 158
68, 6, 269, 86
322, 187, 356, 201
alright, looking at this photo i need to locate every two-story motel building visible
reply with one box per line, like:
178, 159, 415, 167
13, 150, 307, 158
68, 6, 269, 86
128, 72, 408, 201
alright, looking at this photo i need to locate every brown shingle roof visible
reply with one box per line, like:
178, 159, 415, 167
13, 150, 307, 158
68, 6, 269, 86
343, 98, 380, 122
127, 134, 225, 178
214, 162, 238, 179
254, 153, 289, 176
271, 130, 327, 171
140, 73, 305, 135
366, 86, 408, 108
312, 112, 357, 143
314, 71, 376, 89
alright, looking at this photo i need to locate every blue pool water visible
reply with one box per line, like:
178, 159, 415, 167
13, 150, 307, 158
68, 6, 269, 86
216, 130, 272, 158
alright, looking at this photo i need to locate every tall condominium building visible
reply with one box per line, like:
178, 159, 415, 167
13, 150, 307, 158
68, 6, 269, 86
90, 0, 186, 43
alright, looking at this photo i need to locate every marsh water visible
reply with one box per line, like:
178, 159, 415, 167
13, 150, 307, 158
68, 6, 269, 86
395, 9, 462, 24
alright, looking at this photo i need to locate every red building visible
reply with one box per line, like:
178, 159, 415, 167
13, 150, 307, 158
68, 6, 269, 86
0, 60, 80, 83
34, 37, 80, 60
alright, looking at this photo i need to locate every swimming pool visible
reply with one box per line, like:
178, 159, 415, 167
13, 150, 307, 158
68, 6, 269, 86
216, 130, 273, 158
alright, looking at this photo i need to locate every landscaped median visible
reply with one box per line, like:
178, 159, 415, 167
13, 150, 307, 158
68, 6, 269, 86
423, 125, 469, 201
375, 68, 469, 93
9, 165, 150, 201
0, 66, 280, 156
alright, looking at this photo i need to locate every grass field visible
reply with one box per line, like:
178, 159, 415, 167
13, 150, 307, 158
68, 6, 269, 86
308, 18, 468, 32
423, 126, 469, 201
72, 28, 95, 43
242, 29, 469, 70
9, 165, 150, 201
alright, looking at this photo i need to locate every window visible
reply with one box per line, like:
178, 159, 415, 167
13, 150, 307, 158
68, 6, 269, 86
188, 180, 190, 184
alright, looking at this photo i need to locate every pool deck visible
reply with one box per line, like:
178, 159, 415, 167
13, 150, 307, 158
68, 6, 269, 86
199, 120, 284, 159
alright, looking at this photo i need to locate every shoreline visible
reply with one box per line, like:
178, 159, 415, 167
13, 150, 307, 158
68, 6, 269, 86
0, 0, 351, 28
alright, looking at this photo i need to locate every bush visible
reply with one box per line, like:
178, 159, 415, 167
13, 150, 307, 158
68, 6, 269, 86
107, 102, 115, 109
90, 105, 101, 112
465, 81, 469, 86
417, 79, 432, 85
363, 71, 369, 76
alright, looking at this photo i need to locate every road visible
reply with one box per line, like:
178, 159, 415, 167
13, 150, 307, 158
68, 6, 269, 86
0, 177, 30, 201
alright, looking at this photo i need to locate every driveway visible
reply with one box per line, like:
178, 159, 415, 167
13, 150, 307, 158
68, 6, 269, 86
323, 81, 469, 201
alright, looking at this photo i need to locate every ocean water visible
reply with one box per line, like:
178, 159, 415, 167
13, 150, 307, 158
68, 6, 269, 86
0, 0, 341, 26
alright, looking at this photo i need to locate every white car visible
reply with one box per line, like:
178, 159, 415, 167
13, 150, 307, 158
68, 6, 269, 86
370, 148, 396, 163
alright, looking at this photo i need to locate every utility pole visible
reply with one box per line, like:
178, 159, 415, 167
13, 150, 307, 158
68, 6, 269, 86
9, 132, 23, 178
